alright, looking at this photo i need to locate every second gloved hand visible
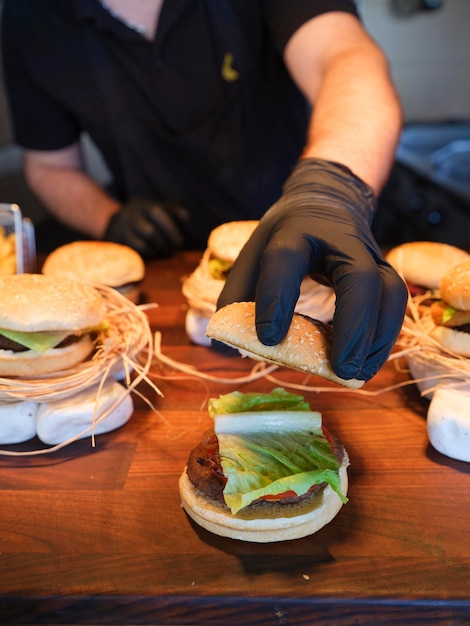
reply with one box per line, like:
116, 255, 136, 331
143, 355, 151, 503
216, 158, 408, 382
104, 197, 189, 259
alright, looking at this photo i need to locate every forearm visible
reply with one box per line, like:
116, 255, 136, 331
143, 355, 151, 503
24, 152, 119, 238
285, 14, 403, 194
302, 48, 402, 193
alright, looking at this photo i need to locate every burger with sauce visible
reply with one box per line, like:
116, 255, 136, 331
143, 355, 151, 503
179, 387, 349, 542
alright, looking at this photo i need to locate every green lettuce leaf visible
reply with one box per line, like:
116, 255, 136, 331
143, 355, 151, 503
0, 328, 71, 352
218, 429, 346, 514
442, 304, 458, 324
209, 388, 347, 514
208, 387, 310, 417
224, 469, 346, 514
208, 258, 232, 280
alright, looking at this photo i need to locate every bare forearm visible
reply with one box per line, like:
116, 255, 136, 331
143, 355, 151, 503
25, 157, 120, 238
302, 48, 402, 193
285, 14, 402, 194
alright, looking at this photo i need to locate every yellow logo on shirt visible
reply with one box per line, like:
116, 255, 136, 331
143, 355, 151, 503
221, 52, 239, 82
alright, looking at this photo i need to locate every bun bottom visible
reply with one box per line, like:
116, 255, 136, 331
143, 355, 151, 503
430, 325, 470, 357
179, 451, 349, 542
0, 334, 95, 377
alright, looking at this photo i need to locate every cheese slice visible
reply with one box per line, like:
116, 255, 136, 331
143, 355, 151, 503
0, 328, 71, 352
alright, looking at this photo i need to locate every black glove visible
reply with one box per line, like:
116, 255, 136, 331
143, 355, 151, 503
104, 197, 189, 259
217, 158, 407, 382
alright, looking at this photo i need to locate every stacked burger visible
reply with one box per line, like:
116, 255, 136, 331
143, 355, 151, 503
427, 260, 470, 463
182, 220, 336, 346
0, 273, 135, 446
429, 259, 470, 357
386, 242, 470, 464
179, 387, 350, 543
180, 302, 365, 542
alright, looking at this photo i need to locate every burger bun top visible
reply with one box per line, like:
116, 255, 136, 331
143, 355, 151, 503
439, 259, 470, 311
0, 273, 106, 332
42, 241, 145, 289
385, 241, 470, 289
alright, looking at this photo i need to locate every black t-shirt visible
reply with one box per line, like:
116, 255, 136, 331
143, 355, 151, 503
2, 0, 359, 247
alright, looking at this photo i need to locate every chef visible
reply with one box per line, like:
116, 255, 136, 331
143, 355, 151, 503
1, 0, 407, 382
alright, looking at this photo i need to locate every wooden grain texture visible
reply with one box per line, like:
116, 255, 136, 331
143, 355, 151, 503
0, 252, 469, 626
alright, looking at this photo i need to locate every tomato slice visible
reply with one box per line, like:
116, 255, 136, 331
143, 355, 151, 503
322, 425, 335, 453
259, 490, 298, 501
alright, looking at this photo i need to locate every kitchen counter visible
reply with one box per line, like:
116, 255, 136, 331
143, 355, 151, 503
0, 251, 469, 625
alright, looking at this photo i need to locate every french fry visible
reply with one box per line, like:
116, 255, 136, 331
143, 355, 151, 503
0, 226, 16, 273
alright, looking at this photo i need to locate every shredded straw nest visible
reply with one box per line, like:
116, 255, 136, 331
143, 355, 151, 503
0, 285, 160, 456
391, 292, 470, 396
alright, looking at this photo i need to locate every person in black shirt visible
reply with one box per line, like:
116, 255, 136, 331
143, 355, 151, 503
1, 0, 407, 382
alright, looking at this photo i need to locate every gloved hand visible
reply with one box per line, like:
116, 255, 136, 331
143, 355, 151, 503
104, 197, 189, 259
216, 158, 407, 382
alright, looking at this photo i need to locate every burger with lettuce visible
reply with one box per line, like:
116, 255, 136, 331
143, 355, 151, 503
430, 259, 470, 356
0, 273, 106, 377
179, 388, 349, 542
182, 220, 336, 346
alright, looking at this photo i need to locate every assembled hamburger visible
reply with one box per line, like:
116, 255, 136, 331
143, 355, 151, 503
385, 241, 469, 294
179, 388, 349, 542
42, 240, 145, 303
182, 220, 336, 346
429, 259, 470, 356
0, 273, 106, 377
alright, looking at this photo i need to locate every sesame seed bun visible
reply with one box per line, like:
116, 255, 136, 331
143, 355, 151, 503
183, 221, 336, 347
206, 301, 363, 389
385, 241, 470, 289
439, 259, 470, 311
42, 241, 145, 303
0, 273, 105, 332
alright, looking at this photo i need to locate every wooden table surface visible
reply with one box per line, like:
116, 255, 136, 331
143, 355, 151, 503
0, 251, 469, 626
